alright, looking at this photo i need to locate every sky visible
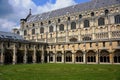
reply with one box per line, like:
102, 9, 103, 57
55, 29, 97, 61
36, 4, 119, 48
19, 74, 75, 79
0, 0, 91, 32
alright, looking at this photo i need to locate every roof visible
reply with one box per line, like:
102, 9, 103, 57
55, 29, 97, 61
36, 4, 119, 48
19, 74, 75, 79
0, 31, 24, 40
26, 0, 120, 22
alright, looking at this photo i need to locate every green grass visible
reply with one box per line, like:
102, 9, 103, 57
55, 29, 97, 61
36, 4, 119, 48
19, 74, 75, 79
0, 63, 120, 80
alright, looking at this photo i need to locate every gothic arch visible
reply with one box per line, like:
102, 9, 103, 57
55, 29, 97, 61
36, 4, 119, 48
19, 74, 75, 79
66, 51, 72, 62
114, 49, 120, 63
86, 50, 96, 62
49, 52, 54, 62
75, 50, 83, 62
16, 50, 24, 64
100, 50, 110, 63
56, 52, 62, 62
27, 51, 33, 63
4, 49, 13, 64
71, 22, 76, 30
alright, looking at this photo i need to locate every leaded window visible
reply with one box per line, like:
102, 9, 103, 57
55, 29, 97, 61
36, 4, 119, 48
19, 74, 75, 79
24, 30, 27, 36
68, 17, 70, 21
105, 9, 109, 15
59, 24, 64, 31
41, 22, 43, 26
32, 28, 35, 35
98, 17, 105, 26
91, 12, 94, 16
79, 14, 82, 19
58, 18, 60, 23
84, 20, 89, 28
83, 36, 91, 41
71, 22, 76, 30
40, 27, 44, 33
115, 15, 120, 24
49, 26, 53, 32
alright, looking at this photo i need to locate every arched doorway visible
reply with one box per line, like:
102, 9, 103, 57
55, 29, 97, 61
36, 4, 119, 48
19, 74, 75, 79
86, 50, 96, 62
114, 50, 120, 63
4, 49, 13, 64
66, 51, 72, 62
16, 50, 24, 64
100, 50, 110, 63
49, 52, 54, 62
27, 51, 33, 63
57, 52, 62, 62
36, 51, 41, 63
75, 50, 83, 62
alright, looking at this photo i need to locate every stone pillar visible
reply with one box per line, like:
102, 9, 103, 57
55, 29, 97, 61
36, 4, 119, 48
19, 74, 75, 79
110, 51, 113, 64
96, 50, 99, 64
0, 42, 4, 65
47, 52, 49, 63
24, 45, 27, 64
62, 51, 64, 63
72, 51, 75, 63
13, 44, 17, 64
41, 46, 44, 63
33, 45, 36, 63
83, 51, 86, 64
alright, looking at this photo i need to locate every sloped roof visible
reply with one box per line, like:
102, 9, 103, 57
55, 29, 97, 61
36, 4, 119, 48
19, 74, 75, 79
26, 0, 120, 22
0, 31, 23, 40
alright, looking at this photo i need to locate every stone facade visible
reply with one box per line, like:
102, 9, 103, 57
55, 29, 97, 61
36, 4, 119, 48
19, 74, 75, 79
2, 0, 120, 64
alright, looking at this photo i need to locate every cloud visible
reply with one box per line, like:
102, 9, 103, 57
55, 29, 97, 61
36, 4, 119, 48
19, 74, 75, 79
0, 18, 19, 31
0, 0, 13, 18
0, 0, 76, 32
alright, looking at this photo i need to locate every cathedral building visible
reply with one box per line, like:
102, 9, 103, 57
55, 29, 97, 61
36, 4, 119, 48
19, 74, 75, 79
1, 0, 120, 64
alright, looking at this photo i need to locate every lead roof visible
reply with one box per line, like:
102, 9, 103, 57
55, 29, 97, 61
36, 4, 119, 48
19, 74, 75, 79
26, 0, 120, 22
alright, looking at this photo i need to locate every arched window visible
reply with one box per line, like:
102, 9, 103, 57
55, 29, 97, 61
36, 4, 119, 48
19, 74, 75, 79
49, 26, 53, 32
48, 20, 51, 24
91, 12, 94, 16
79, 14, 82, 19
40, 27, 44, 33
105, 9, 109, 15
33, 23, 35, 27
58, 18, 60, 23
24, 30, 27, 36
114, 15, 120, 24
84, 20, 89, 28
68, 17, 70, 21
59, 24, 64, 31
98, 17, 105, 26
71, 22, 76, 29
17, 31, 20, 34
32, 28, 35, 35
41, 22, 43, 26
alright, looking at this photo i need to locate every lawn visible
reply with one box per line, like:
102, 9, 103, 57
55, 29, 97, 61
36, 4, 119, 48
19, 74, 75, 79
0, 63, 120, 80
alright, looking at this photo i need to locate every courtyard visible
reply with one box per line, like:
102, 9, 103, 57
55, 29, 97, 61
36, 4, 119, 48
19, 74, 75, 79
0, 63, 120, 80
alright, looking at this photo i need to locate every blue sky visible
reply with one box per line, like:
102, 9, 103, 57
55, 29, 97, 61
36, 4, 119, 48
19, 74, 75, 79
32, 0, 90, 6
0, 0, 90, 32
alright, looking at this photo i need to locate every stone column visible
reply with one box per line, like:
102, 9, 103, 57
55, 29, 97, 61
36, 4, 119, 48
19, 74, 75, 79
0, 42, 4, 65
41, 46, 44, 63
62, 50, 64, 63
72, 51, 75, 63
33, 45, 36, 63
24, 45, 27, 64
96, 50, 99, 64
47, 51, 49, 63
110, 51, 113, 64
13, 44, 17, 65
83, 51, 86, 64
